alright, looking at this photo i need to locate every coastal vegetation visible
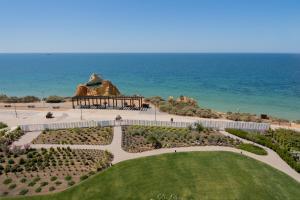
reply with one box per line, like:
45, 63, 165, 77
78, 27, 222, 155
2, 152, 299, 200
145, 96, 221, 119
226, 128, 300, 172
32, 127, 113, 145
45, 96, 65, 103
293, 120, 300, 124
0, 146, 113, 197
0, 94, 40, 103
122, 125, 242, 153
145, 96, 292, 124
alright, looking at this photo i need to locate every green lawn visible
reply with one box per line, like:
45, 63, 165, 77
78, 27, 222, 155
1, 152, 300, 200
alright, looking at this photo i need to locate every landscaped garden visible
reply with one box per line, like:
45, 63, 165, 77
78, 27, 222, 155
32, 127, 113, 145
226, 128, 300, 172
0, 146, 113, 197
1, 152, 299, 200
0, 127, 24, 147
122, 125, 243, 153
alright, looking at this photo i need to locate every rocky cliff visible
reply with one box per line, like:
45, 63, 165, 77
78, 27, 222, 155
75, 73, 121, 96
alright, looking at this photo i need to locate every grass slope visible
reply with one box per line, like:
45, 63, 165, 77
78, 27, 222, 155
2, 152, 300, 200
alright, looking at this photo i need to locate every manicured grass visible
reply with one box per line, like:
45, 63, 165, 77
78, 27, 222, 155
1, 152, 300, 200
238, 143, 268, 155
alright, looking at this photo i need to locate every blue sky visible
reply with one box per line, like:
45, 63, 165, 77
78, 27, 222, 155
0, 0, 299, 53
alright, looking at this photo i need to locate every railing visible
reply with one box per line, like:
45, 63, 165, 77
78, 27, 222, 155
19, 119, 270, 132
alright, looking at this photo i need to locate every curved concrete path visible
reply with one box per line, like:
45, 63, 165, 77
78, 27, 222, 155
15, 126, 300, 182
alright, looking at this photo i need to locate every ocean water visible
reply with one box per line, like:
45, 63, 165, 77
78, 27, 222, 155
0, 53, 299, 120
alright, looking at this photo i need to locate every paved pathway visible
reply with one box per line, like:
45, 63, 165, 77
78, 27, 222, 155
14, 126, 300, 182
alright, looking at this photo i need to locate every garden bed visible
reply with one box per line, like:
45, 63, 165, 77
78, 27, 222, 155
32, 127, 113, 145
122, 125, 241, 153
226, 128, 300, 172
0, 147, 113, 197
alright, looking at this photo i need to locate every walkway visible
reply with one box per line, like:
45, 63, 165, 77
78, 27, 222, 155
14, 126, 300, 182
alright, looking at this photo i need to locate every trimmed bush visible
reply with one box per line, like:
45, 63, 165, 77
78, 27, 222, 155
55, 181, 62, 185
8, 183, 17, 190
225, 128, 249, 138
8, 159, 15, 164
68, 181, 75, 186
80, 175, 89, 181
64, 175, 72, 181
40, 182, 48, 187
45, 96, 65, 103
20, 178, 27, 183
50, 176, 57, 181
238, 143, 267, 155
19, 189, 29, 195
0, 122, 8, 129
3, 178, 12, 185
33, 177, 41, 182
2, 191, 9, 196
49, 186, 56, 191
35, 187, 42, 193
28, 181, 36, 187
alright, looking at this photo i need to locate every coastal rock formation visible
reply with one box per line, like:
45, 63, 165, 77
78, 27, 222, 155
176, 95, 197, 106
75, 73, 121, 96
75, 85, 88, 96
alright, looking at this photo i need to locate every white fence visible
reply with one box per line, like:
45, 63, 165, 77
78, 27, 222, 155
20, 119, 270, 132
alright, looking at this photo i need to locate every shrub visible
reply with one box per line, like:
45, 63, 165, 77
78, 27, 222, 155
55, 181, 62, 185
225, 128, 249, 138
49, 186, 56, 191
28, 181, 36, 187
20, 178, 27, 183
195, 123, 204, 133
35, 187, 42, 193
19, 189, 29, 195
3, 178, 12, 185
40, 182, 48, 187
2, 191, 8, 196
88, 171, 95, 176
0, 122, 8, 129
146, 136, 162, 149
50, 176, 57, 181
0, 94, 40, 103
19, 158, 26, 165
64, 175, 72, 181
33, 177, 41, 182
80, 175, 89, 181
46, 112, 54, 119
45, 96, 65, 103
8, 183, 16, 190
238, 143, 267, 155
68, 181, 75, 186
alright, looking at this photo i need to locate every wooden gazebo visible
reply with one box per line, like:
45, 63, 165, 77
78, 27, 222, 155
71, 95, 145, 110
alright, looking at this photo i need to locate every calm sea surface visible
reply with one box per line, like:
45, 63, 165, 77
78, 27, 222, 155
0, 53, 299, 120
